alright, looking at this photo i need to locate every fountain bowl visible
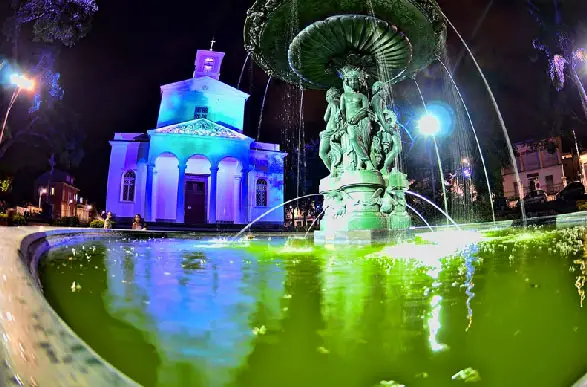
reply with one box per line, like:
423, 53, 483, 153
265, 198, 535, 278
244, 0, 446, 88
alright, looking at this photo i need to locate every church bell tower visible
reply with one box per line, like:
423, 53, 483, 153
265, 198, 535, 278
193, 38, 225, 80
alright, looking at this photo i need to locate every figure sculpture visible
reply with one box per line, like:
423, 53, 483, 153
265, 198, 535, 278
319, 87, 343, 173
339, 66, 376, 171
371, 81, 402, 175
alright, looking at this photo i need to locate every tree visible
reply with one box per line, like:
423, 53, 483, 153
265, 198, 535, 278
4, 0, 98, 48
527, 0, 587, 122
0, 0, 97, 171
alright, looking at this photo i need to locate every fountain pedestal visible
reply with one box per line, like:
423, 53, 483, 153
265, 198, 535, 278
315, 170, 390, 245
315, 169, 411, 245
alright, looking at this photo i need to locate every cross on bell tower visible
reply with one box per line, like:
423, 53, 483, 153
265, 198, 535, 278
193, 38, 225, 80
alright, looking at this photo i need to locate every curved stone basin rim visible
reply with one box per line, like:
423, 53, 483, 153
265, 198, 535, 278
1, 226, 587, 386
0, 227, 139, 386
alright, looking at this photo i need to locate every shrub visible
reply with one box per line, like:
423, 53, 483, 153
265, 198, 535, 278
53, 216, 80, 227
11, 214, 26, 226
577, 201, 587, 211
90, 219, 104, 228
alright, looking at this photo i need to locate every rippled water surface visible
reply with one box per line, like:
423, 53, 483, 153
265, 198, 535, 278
39, 228, 587, 387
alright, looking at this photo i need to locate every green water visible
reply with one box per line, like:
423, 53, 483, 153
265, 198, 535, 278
39, 228, 587, 387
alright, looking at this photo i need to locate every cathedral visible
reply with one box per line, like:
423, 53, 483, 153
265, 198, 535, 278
105, 44, 285, 225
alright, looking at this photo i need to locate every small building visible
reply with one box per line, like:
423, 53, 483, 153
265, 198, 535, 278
35, 170, 80, 219
561, 151, 587, 186
502, 137, 565, 200
284, 200, 321, 231
105, 45, 286, 225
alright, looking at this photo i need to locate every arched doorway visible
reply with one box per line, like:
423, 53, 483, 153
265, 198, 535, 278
185, 155, 212, 224
216, 157, 243, 223
153, 153, 179, 221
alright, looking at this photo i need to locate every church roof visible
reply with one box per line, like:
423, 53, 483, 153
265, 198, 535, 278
151, 118, 251, 140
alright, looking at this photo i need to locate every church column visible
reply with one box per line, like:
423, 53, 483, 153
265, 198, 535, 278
145, 163, 155, 221
234, 175, 242, 223
208, 164, 219, 224
176, 162, 187, 223
240, 168, 251, 224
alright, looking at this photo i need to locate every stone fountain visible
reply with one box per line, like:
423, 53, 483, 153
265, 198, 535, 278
244, 0, 446, 244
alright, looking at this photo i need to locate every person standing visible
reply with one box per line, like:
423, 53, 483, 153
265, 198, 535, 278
103, 212, 114, 229
132, 214, 147, 230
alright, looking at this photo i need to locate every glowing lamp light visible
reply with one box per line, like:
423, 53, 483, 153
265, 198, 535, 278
463, 168, 472, 178
9, 73, 35, 91
39, 187, 47, 194
418, 114, 441, 137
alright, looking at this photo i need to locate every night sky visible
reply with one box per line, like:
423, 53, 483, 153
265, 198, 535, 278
2, 0, 587, 207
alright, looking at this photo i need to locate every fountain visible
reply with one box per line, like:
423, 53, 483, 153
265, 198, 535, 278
244, 0, 446, 244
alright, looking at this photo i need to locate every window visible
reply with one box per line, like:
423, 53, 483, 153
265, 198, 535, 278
541, 149, 559, 167
50, 186, 54, 196
204, 57, 215, 72
122, 170, 136, 202
523, 152, 540, 171
256, 179, 268, 207
194, 106, 209, 119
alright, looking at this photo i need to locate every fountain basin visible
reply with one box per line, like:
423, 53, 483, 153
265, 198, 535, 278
3, 225, 587, 386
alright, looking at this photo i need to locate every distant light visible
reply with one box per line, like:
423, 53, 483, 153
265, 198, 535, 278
86, 205, 93, 210
39, 187, 47, 194
9, 73, 35, 91
462, 158, 470, 165
418, 114, 441, 137
463, 168, 472, 178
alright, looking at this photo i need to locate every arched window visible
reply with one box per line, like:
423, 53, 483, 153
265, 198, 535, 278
121, 170, 136, 202
256, 178, 268, 207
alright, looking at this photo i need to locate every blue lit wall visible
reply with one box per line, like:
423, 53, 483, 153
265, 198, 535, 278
105, 137, 149, 218
156, 78, 248, 131
248, 149, 286, 223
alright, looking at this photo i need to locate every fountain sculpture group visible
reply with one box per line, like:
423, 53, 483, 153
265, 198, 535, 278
244, 0, 446, 243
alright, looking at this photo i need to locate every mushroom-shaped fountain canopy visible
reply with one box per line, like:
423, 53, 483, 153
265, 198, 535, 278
288, 15, 413, 89
244, 0, 446, 89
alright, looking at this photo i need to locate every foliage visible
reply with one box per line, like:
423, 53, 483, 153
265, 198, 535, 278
4, 0, 98, 47
0, 177, 12, 192
89, 219, 104, 228
0, 213, 26, 225
0, 1, 95, 171
527, 0, 587, 124
577, 200, 587, 211
53, 216, 79, 227
11, 213, 26, 225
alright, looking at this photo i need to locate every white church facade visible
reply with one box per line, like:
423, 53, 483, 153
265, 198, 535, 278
105, 47, 286, 225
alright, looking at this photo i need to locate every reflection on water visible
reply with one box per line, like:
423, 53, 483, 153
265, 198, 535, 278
39, 228, 587, 387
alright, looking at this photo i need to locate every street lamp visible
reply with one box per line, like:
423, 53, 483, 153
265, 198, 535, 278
418, 114, 441, 137
9, 73, 35, 91
0, 72, 35, 145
